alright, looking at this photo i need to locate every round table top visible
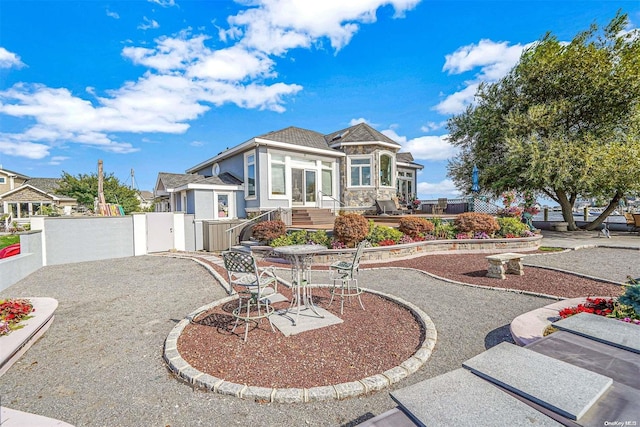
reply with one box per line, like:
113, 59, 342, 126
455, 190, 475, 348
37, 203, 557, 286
272, 244, 327, 256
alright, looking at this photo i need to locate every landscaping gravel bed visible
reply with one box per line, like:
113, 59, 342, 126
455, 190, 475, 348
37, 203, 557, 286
0, 248, 630, 427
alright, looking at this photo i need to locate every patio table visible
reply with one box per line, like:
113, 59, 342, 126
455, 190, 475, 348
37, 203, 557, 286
272, 244, 327, 326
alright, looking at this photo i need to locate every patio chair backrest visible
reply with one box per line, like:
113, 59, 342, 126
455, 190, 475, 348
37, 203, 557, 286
222, 250, 258, 275
376, 199, 399, 214
351, 240, 367, 273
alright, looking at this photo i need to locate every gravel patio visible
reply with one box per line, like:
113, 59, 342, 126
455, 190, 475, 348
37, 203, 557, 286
0, 241, 637, 426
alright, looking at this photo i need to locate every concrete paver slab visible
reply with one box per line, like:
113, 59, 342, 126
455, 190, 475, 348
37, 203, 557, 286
462, 342, 612, 420
553, 312, 640, 354
391, 368, 562, 427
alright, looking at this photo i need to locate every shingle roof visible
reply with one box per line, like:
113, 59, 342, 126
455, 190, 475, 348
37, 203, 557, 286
0, 168, 30, 180
24, 178, 63, 194
325, 122, 401, 147
158, 172, 242, 189
257, 126, 331, 150
396, 152, 423, 169
397, 152, 414, 163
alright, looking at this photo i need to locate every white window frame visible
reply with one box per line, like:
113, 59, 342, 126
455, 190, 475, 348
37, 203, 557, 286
214, 191, 234, 220
378, 151, 395, 188
321, 161, 333, 197
244, 151, 256, 200
347, 155, 373, 188
268, 152, 288, 199
0, 177, 5, 184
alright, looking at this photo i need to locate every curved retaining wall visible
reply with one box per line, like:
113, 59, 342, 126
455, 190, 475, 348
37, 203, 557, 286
254, 235, 543, 264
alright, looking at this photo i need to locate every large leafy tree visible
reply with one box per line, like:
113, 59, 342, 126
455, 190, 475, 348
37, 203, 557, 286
56, 171, 141, 214
447, 12, 640, 230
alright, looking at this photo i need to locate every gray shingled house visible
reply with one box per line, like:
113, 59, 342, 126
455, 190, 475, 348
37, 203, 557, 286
154, 123, 423, 220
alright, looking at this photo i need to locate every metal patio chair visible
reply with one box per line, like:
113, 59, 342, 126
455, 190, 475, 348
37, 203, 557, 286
328, 240, 367, 314
222, 250, 278, 342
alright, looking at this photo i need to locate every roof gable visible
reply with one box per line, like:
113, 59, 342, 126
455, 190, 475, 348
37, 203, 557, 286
325, 123, 401, 147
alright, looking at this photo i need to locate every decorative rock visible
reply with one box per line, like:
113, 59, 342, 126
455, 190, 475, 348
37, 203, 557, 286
272, 388, 305, 403
333, 381, 366, 399
306, 386, 337, 402
359, 374, 390, 392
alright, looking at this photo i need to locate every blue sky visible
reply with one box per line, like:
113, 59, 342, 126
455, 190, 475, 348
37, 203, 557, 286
1, 0, 638, 199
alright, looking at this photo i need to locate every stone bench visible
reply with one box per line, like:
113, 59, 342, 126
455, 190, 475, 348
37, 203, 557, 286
486, 252, 524, 279
550, 222, 569, 232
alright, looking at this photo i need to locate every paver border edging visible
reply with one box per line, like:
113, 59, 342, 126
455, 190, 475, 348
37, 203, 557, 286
163, 289, 436, 403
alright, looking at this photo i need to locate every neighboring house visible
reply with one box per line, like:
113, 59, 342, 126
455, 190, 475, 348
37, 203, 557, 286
154, 123, 423, 219
154, 172, 243, 220
0, 168, 77, 218
136, 190, 155, 210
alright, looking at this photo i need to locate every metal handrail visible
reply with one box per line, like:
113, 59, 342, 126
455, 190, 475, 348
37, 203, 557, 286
317, 191, 345, 214
225, 207, 288, 249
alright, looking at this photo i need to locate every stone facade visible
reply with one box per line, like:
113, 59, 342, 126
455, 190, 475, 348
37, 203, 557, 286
7, 187, 51, 202
338, 144, 398, 208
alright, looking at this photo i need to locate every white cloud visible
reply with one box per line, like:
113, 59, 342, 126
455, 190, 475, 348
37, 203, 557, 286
148, 0, 176, 7
417, 178, 461, 199
443, 39, 526, 78
0, 47, 25, 69
0, 2, 420, 161
404, 134, 457, 161
106, 10, 120, 19
138, 17, 160, 30
435, 39, 534, 115
0, 138, 50, 159
225, 0, 421, 54
349, 117, 372, 126
420, 121, 446, 132
48, 156, 70, 165
382, 128, 457, 161
190, 140, 205, 147
434, 83, 479, 115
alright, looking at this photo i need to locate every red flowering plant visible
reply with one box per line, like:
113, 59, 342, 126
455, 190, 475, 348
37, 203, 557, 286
0, 298, 35, 336
558, 297, 614, 318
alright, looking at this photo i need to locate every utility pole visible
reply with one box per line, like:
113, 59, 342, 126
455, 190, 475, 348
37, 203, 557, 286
98, 160, 106, 215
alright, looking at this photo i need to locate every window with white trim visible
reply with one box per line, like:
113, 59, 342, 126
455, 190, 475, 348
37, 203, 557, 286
349, 157, 371, 187
270, 154, 286, 196
379, 153, 393, 187
321, 161, 333, 196
245, 152, 256, 198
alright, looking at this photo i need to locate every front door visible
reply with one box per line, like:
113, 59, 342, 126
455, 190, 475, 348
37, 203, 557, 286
292, 168, 316, 206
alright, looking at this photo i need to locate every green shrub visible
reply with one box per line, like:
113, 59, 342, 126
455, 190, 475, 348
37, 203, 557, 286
398, 217, 434, 238
430, 221, 457, 240
454, 212, 500, 234
496, 217, 528, 237
333, 213, 369, 247
367, 224, 403, 245
308, 230, 330, 247
251, 220, 286, 243
270, 230, 306, 247
617, 282, 640, 319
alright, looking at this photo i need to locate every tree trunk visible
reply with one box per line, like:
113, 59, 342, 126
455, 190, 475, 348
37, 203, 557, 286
556, 190, 578, 230
583, 191, 623, 231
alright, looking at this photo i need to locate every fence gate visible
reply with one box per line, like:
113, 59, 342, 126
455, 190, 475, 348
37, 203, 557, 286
146, 213, 174, 253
